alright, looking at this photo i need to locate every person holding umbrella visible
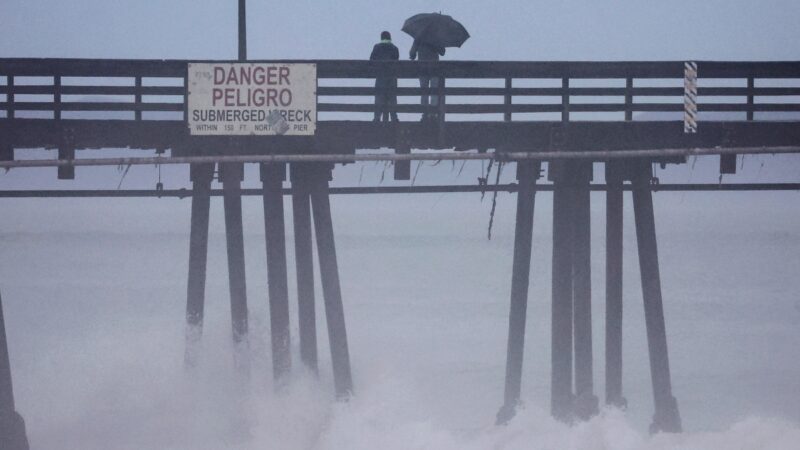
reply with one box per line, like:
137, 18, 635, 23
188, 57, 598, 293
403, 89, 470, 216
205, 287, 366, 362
403, 12, 470, 122
370, 31, 400, 122
409, 40, 445, 121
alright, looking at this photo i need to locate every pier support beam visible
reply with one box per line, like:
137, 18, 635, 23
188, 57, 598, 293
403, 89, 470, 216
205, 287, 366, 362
550, 161, 576, 422
497, 161, 540, 425
631, 162, 681, 433
572, 162, 599, 420
0, 292, 30, 450
261, 163, 291, 385
394, 145, 411, 180
184, 163, 214, 367
291, 164, 318, 374
57, 147, 75, 180
309, 164, 353, 399
220, 162, 250, 373
604, 163, 626, 408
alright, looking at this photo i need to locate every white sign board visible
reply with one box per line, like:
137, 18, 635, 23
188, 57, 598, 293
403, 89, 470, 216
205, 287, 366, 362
187, 63, 316, 136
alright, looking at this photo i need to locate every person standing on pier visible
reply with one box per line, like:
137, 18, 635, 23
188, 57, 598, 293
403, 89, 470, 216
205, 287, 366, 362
403, 12, 469, 122
409, 38, 445, 121
370, 31, 400, 122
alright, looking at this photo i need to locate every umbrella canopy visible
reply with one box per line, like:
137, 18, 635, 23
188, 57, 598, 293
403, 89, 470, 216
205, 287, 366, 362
402, 13, 470, 48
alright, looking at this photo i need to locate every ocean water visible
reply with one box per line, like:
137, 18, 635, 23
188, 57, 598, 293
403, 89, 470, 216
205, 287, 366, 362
0, 182, 799, 448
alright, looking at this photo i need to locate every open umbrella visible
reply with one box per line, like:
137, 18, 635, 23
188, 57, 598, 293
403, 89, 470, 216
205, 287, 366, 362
402, 13, 470, 48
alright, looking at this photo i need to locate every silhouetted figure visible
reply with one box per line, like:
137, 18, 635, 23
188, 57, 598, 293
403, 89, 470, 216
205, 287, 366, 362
410, 38, 445, 121
370, 31, 400, 122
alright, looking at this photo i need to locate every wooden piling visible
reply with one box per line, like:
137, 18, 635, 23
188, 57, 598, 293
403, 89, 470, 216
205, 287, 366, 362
631, 162, 682, 433
0, 292, 30, 450
497, 161, 539, 425
550, 161, 576, 422
184, 163, 214, 368
261, 163, 292, 384
572, 162, 598, 420
291, 164, 319, 374
604, 163, 626, 408
309, 164, 353, 398
220, 162, 250, 373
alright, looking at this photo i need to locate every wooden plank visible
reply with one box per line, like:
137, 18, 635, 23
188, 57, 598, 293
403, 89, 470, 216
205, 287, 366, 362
0, 58, 186, 77
692, 60, 800, 78
6, 83, 799, 101
3, 183, 800, 199
318, 103, 426, 113
0, 85, 184, 95
2, 58, 800, 80
700, 103, 800, 112
445, 104, 561, 113
317, 86, 791, 97
4, 102, 184, 111
3, 118, 800, 154
699, 86, 800, 96
317, 60, 685, 79
321, 86, 631, 96
16, 98, 798, 116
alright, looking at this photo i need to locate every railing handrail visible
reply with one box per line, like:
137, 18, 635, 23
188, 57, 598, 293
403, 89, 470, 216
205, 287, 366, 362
3, 58, 800, 78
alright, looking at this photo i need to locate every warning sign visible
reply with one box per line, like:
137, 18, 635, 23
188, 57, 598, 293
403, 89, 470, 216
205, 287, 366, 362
187, 63, 316, 136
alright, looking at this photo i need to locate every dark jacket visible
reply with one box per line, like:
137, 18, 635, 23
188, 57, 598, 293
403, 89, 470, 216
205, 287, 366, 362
370, 40, 400, 88
409, 39, 445, 61
371, 40, 399, 61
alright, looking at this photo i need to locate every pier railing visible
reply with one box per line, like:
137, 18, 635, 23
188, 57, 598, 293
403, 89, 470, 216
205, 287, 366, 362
3, 59, 800, 123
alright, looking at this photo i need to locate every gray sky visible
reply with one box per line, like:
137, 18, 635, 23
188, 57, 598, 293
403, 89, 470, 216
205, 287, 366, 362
2, 0, 800, 61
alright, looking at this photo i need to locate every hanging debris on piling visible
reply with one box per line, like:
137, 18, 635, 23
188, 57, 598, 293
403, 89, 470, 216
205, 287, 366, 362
487, 161, 505, 240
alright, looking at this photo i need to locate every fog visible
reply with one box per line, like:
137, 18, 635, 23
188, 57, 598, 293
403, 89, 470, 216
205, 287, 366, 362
2, 1, 800, 448
1, 159, 799, 448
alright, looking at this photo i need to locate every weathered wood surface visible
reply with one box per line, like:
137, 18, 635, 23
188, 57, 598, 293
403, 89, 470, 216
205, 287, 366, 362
2, 59, 800, 155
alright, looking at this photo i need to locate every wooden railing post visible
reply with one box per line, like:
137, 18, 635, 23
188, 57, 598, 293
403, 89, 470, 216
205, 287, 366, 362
437, 75, 447, 144
7, 76, 14, 120
504, 78, 512, 122
54, 75, 62, 121
625, 77, 633, 121
134, 76, 142, 121
183, 65, 189, 123
437, 74, 447, 121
